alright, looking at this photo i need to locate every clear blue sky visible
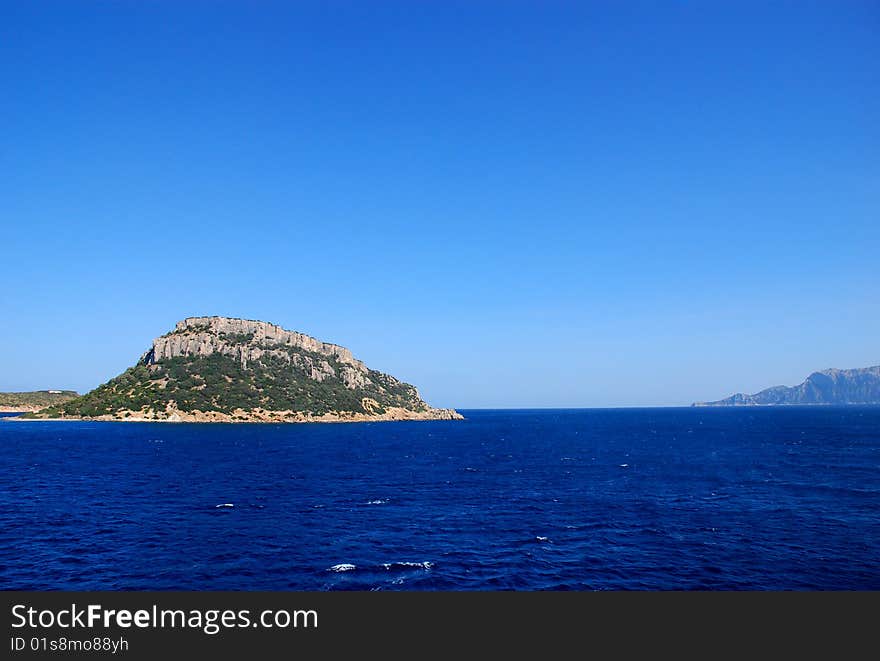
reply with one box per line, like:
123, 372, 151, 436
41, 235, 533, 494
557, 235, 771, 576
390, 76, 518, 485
1, 2, 878, 407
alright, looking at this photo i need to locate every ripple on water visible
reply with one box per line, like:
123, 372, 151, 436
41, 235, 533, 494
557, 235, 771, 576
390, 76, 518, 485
0, 408, 878, 589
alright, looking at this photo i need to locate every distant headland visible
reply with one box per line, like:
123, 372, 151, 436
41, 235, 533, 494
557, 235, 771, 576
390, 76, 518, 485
0, 390, 78, 413
693, 365, 880, 407
21, 316, 462, 423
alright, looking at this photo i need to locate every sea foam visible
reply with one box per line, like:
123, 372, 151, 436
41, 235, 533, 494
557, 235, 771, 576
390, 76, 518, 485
382, 561, 433, 571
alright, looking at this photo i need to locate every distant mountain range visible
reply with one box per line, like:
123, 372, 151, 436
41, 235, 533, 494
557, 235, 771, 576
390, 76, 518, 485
694, 365, 880, 406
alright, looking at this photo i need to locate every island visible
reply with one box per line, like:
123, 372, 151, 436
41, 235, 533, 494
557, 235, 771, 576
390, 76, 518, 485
24, 316, 463, 423
0, 390, 78, 413
693, 365, 880, 406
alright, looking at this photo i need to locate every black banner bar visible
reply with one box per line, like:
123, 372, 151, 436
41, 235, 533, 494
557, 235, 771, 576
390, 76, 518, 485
2, 591, 876, 658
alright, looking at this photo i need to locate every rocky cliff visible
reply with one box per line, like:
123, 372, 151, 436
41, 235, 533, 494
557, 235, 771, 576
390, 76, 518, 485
694, 365, 880, 406
31, 316, 462, 423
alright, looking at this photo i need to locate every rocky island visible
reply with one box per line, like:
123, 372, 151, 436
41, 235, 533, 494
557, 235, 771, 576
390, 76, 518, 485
694, 365, 880, 406
25, 316, 463, 423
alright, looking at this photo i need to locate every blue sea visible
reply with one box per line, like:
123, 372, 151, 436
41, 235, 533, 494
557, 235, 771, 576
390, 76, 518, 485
1, 408, 878, 590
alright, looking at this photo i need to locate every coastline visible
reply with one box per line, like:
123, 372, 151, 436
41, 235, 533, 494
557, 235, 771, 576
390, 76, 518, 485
691, 402, 877, 407
10, 405, 464, 424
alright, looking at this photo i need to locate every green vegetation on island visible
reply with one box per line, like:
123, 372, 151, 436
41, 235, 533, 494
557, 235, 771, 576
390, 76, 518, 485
37, 353, 425, 418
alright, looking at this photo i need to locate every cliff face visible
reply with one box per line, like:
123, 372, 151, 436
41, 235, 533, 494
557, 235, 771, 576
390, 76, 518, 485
34, 316, 462, 423
144, 317, 369, 388
694, 365, 880, 406
147, 317, 364, 370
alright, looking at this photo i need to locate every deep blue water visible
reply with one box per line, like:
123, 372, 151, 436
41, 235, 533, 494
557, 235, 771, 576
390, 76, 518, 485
1, 408, 878, 590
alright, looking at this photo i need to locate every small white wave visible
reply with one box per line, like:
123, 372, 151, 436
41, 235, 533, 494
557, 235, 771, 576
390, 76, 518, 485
382, 561, 433, 570
365, 499, 388, 505
328, 563, 356, 572
536, 536, 550, 542
619, 463, 629, 468
215, 503, 234, 508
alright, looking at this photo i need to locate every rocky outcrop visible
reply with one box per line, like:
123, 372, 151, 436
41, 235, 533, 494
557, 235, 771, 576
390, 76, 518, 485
145, 316, 365, 370
694, 365, 880, 406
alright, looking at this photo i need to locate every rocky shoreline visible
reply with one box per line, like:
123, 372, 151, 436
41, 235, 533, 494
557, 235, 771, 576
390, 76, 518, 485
17, 405, 464, 424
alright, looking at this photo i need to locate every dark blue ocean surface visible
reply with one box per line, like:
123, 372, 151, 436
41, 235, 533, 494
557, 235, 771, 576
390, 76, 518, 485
1, 408, 878, 590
